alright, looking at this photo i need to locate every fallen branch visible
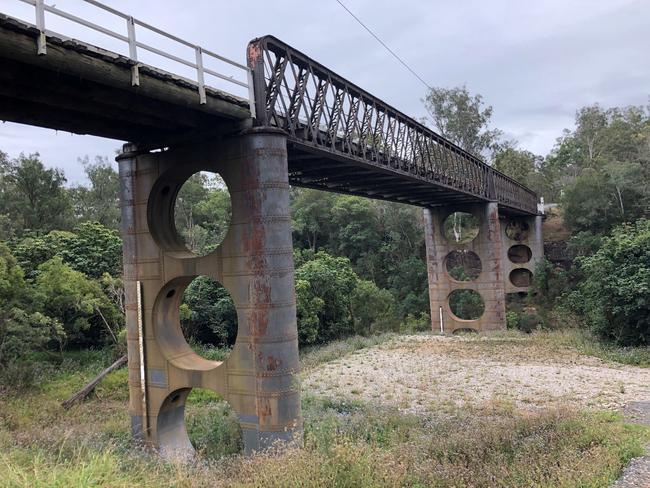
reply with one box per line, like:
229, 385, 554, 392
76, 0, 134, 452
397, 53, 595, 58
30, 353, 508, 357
61, 354, 127, 409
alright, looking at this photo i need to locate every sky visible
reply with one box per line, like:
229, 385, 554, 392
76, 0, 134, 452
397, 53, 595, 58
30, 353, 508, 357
1, 0, 648, 185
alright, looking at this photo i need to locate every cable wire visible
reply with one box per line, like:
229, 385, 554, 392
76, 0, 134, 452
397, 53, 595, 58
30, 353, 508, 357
334, 0, 432, 90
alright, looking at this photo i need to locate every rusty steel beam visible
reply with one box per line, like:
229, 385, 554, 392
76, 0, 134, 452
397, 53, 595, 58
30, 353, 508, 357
247, 35, 539, 215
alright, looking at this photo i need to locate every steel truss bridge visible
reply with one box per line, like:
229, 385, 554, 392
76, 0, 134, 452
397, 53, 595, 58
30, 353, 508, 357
0, 0, 538, 215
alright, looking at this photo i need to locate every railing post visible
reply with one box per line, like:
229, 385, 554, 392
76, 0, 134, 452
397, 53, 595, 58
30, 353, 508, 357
195, 46, 207, 104
487, 169, 496, 201
247, 39, 268, 126
246, 68, 257, 120
34, 0, 46, 55
126, 16, 140, 86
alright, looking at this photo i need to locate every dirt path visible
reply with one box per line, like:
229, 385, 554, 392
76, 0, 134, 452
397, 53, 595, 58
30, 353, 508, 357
302, 334, 650, 413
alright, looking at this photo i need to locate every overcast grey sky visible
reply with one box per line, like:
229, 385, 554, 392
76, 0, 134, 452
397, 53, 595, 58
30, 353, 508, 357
1, 0, 648, 184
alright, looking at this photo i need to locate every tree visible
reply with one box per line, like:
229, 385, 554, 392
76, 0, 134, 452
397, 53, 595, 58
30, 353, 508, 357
349, 280, 397, 335
295, 252, 359, 343
71, 156, 120, 229
544, 103, 650, 206
423, 85, 502, 159
493, 145, 541, 186
328, 196, 381, 273
295, 279, 324, 345
291, 189, 337, 251
180, 276, 237, 347
2, 153, 72, 234
12, 222, 122, 279
570, 220, 650, 346
33, 257, 121, 347
0, 150, 13, 240
174, 173, 231, 254
0, 244, 64, 370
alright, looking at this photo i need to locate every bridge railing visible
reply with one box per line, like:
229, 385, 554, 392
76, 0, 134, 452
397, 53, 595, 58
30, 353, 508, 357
13, 0, 254, 110
247, 35, 538, 214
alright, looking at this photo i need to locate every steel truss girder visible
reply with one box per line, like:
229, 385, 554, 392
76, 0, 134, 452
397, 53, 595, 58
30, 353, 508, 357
247, 36, 538, 215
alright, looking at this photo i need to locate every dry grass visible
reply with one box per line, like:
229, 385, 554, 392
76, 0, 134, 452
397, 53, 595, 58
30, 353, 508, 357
1, 330, 648, 487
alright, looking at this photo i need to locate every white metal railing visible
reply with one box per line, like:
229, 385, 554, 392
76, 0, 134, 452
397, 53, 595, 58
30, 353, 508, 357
13, 0, 255, 114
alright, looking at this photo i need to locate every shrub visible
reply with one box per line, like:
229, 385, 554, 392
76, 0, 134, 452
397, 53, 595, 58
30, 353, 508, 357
350, 280, 398, 335
574, 219, 650, 346
506, 311, 519, 330
0, 244, 65, 385
518, 313, 544, 333
33, 257, 120, 347
400, 312, 431, 333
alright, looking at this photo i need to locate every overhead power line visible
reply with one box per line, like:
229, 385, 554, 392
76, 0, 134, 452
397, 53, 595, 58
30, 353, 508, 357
334, 0, 432, 91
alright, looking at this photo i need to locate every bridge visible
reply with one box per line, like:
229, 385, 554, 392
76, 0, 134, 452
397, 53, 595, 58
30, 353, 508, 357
0, 1, 543, 459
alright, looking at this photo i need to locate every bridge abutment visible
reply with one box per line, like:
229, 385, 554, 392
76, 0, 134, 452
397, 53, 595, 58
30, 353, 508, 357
117, 128, 302, 458
423, 203, 507, 333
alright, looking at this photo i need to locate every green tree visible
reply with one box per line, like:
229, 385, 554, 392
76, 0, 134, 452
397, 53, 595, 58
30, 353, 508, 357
291, 189, 337, 251
349, 280, 397, 334
544, 103, 650, 207
0, 244, 64, 369
174, 173, 231, 254
493, 145, 541, 186
423, 85, 502, 159
180, 276, 237, 347
12, 222, 122, 279
562, 170, 624, 235
71, 156, 120, 229
1, 153, 72, 235
570, 220, 650, 346
328, 196, 381, 273
295, 252, 359, 343
33, 257, 121, 347
295, 279, 324, 345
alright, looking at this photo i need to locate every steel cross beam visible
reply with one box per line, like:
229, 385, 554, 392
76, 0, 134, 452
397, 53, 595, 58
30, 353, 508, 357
247, 36, 538, 215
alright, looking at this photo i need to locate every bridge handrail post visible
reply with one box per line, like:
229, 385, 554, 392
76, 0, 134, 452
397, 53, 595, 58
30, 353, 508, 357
195, 46, 207, 105
126, 16, 139, 86
34, 0, 46, 54
13, 0, 253, 107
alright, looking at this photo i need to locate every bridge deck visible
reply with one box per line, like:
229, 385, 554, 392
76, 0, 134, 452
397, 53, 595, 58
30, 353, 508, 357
0, 15, 251, 144
0, 16, 538, 215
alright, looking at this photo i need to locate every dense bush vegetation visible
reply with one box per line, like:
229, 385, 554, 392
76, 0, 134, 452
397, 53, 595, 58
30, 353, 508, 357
563, 220, 650, 346
519, 104, 650, 346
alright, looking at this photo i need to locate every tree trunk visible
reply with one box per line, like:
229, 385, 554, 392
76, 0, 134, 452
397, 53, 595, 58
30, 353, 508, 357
61, 355, 127, 409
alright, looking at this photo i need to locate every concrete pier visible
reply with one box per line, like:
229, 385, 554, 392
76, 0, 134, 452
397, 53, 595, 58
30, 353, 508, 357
117, 129, 301, 457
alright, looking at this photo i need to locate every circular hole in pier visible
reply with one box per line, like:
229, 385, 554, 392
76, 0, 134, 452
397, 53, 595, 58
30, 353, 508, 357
445, 250, 482, 281
443, 212, 480, 244
505, 219, 530, 242
509, 268, 533, 288
185, 388, 242, 459
448, 289, 485, 321
507, 244, 532, 264
174, 171, 231, 256
180, 276, 238, 361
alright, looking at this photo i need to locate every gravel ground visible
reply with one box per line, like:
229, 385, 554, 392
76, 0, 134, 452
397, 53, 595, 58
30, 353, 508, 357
303, 335, 650, 413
